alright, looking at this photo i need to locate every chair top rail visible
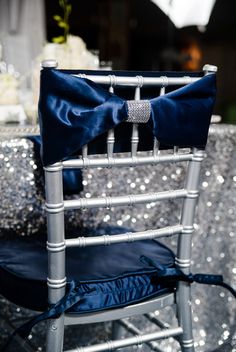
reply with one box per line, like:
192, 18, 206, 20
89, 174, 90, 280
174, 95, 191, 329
61, 152, 193, 169
42, 61, 217, 87
64, 224, 183, 248
61, 189, 187, 211
74, 73, 200, 87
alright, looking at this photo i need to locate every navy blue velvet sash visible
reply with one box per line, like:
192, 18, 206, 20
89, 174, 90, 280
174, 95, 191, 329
38, 69, 216, 166
29, 135, 83, 195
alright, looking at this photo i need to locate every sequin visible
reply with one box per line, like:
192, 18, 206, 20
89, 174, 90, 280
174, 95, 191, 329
0, 138, 83, 238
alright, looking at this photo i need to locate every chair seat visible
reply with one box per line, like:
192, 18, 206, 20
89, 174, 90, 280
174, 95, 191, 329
0, 228, 175, 313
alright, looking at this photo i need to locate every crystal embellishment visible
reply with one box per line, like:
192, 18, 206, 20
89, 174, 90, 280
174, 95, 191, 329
126, 100, 151, 123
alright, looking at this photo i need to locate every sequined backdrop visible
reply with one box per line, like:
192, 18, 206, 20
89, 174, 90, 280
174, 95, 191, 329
0, 124, 236, 351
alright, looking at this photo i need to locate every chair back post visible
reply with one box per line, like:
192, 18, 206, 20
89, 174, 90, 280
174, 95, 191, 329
44, 163, 66, 301
176, 64, 217, 350
175, 64, 218, 274
175, 148, 205, 351
42, 59, 66, 352
42, 59, 67, 303
176, 62, 217, 272
44, 162, 66, 351
176, 64, 217, 266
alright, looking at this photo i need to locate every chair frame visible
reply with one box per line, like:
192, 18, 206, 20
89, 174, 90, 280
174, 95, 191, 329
42, 60, 217, 352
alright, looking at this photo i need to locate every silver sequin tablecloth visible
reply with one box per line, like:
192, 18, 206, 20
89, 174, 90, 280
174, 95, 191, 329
0, 124, 236, 351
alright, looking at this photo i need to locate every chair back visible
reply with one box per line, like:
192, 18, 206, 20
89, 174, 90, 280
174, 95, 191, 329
40, 61, 217, 351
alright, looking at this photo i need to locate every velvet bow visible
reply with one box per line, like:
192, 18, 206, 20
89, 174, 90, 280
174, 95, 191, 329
39, 69, 216, 166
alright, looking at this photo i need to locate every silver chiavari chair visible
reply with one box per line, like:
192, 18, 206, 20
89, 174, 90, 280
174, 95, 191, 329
41, 61, 217, 352
0, 61, 218, 352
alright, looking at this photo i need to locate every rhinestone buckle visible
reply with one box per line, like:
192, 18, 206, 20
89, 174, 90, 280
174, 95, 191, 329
126, 100, 151, 123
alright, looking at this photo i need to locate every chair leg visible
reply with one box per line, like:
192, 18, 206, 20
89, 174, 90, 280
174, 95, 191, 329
177, 282, 195, 352
46, 315, 65, 352
111, 321, 123, 340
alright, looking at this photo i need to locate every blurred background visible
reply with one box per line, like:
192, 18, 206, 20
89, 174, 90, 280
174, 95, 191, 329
0, 0, 236, 123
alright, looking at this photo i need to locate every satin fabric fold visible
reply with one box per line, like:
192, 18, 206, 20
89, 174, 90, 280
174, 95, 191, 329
39, 69, 216, 166
28, 135, 83, 195
150, 74, 216, 148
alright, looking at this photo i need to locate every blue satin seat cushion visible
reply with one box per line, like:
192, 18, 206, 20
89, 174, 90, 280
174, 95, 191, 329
0, 228, 175, 313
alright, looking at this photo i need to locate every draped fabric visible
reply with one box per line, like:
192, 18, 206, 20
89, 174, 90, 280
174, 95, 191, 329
28, 136, 83, 195
38, 69, 216, 166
